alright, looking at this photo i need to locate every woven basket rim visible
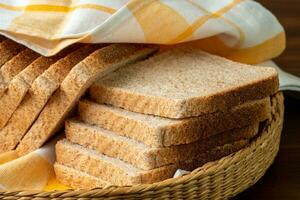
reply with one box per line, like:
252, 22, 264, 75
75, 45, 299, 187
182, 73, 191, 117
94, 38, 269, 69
0, 93, 284, 199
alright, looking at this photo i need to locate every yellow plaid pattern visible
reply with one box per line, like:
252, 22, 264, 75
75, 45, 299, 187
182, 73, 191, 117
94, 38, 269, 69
0, 0, 285, 63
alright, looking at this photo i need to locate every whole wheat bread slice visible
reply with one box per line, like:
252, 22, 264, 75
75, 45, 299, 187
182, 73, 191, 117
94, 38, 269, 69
0, 49, 39, 129
0, 49, 39, 97
0, 77, 30, 129
66, 119, 259, 170
54, 163, 110, 189
77, 97, 271, 147
56, 139, 248, 186
16, 44, 159, 155
0, 49, 39, 83
89, 48, 278, 119
0, 40, 25, 67
0, 45, 101, 152
10, 44, 80, 87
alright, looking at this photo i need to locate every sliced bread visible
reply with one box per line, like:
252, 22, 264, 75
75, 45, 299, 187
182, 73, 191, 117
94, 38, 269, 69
0, 40, 25, 67
55, 92, 283, 189
89, 48, 278, 119
13, 44, 80, 86
56, 139, 248, 186
54, 163, 110, 189
0, 49, 39, 129
0, 45, 99, 152
0, 77, 30, 129
0, 45, 101, 152
0, 49, 39, 82
65, 119, 259, 170
77, 97, 271, 147
16, 44, 159, 155
0, 48, 39, 97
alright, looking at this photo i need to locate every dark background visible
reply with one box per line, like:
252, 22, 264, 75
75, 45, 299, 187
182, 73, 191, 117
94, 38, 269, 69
235, 1, 300, 199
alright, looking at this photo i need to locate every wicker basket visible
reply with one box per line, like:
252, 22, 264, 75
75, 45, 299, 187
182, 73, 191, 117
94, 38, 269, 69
0, 93, 284, 199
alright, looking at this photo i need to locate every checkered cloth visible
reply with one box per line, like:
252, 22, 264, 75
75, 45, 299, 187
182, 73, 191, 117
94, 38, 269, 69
0, 0, 286, 191
0, 0, 285, 63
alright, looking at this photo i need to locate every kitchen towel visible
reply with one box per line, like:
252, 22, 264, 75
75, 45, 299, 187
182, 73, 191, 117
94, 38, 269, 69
0, 136, 69, 191
0, 0, 285, 63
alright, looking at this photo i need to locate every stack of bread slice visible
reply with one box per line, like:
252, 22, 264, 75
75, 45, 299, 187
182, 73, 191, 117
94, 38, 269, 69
54, 48, 279, 189
0, 37, 157, 155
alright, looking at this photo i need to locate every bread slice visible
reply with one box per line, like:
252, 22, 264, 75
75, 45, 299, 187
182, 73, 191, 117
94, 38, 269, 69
0, 49, 39, 82
0, 45, 101, 152
0, 49, 39, 98
54, 163, 110, 189
0, 47, 84, 132
16, 44, 159, 155
56, 139, 248, 186
77, 97, 271, 147
1, 45, 79, 91
0, 40, 25, 67
0, 76, 29, 129
0, 49, 39, 129
55, 92, 283, 189
89, 48, 278, 119
65, 119, 259, 170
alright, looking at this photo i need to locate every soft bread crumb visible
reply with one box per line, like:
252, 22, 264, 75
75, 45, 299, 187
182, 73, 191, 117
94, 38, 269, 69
90, 48, 278, 118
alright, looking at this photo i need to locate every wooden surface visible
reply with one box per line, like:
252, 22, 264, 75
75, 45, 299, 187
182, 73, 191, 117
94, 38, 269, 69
235, 1, 300, 199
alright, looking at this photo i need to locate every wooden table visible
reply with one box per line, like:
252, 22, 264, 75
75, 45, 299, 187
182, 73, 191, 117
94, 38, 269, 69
235, 1, 300, 199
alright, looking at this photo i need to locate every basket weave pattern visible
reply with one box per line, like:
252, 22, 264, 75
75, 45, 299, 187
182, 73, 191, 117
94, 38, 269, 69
0, 93, 284, 199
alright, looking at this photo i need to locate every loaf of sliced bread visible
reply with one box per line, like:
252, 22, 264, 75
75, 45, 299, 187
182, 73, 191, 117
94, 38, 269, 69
89, 48, 278, 119
54, 163, 110, 189
56, 139, 248, 186
55, 93, 284, 189
16, 44, 159, 155
0, 40, 25, 67
78, 97, 270, 147
0, 45, 101, 152
65, 119, 258, 170
0, 49, 39, 97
